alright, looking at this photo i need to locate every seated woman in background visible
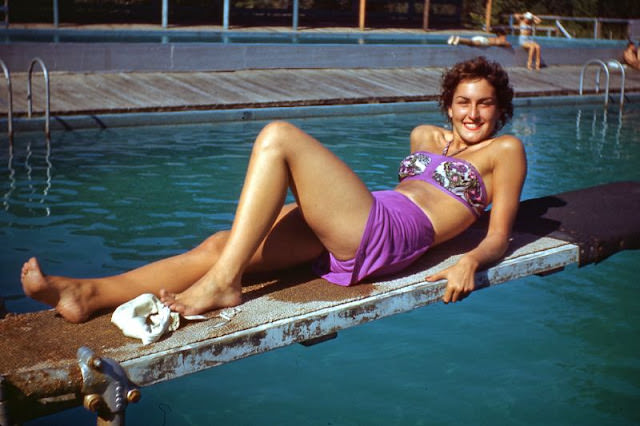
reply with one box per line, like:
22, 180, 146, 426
448, 29, 511, 48
514, 11, 542, 70
21, 56, 527, 322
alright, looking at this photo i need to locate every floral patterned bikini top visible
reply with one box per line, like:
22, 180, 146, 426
398, 145, 488, 217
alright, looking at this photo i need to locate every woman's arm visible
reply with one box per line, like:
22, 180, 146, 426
427, 135, 527, 303
410, 125, 452, 153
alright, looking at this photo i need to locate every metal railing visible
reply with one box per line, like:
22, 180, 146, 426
579, 59, 625, 109
27, 57, 51, 138
0, 58, 12, 140
508, 14, 631, 39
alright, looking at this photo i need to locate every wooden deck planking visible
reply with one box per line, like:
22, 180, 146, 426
172, 72, 247, 104
294, 70, 368, 99
267, 69, 337, 100
210, 71, 293, 103
2, 66, 639, 117
356, 68, 442, 96
335, 69, 419, 97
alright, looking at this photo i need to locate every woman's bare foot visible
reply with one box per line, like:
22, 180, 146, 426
21, 257, 92, 323
160, 271, 242, 317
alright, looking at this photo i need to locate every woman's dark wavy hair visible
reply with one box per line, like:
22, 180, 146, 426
439, 56, 514, 134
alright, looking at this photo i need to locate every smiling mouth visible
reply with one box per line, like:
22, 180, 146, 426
463, 122, 483, 131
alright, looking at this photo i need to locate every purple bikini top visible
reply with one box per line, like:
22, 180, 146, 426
398, 150, 488, 217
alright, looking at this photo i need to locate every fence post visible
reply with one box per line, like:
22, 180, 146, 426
53, 0, 59, 27
162, 0, 168, 28
292, 0, 298, 31
223, 0, 230, 30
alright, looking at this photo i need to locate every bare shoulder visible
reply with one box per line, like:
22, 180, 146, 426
488, 135, 527, 189
410, 124, 445, 140
410, 125, 451, 152
491, 134, 526, 157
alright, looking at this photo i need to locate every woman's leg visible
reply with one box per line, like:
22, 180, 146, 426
523, 44, 534, 69
20, 228, 236, 323
23, 121, 373, 321
161, 121, 374, 316
21, 202, 324, 323
534, 44, 541, 70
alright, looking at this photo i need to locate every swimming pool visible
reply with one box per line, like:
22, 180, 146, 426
0, 28, 626, 48
3, 29, 447, 44
2, 103, 639, 425
1, 28, 624, 73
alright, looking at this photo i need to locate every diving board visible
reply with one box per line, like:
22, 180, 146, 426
1, 181, 638, 425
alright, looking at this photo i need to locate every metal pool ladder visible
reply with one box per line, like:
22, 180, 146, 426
0, 58, 12, 140
27, 57, 51, 138
579, 59, 626, 109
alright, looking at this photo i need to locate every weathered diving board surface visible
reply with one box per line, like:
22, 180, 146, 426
1, 181, 638, 424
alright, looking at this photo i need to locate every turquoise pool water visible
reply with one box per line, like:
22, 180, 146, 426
1, 103, 639, 425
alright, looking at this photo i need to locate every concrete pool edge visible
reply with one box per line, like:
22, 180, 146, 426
3, 93, 638, 134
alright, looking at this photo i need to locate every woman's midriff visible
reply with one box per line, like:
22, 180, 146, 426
394, 180, 477, 245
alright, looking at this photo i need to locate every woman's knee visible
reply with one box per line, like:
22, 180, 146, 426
195, 231, 229, 257
257, 121, 297, 143
253, 121, 309, 155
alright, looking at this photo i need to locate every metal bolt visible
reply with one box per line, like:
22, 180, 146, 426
89, 356, 102, 370
83, 394, 102, 412
127, 389, 141, 403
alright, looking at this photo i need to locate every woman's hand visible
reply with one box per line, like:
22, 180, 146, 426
427, 135, 525, 305
426, 256, 479, 303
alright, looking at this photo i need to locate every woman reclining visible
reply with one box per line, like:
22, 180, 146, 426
21, 56, 527, 322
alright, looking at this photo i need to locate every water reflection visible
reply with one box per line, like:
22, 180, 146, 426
575, 108, 624, 159
2, 142, 15, 211
2, 136, 52, 216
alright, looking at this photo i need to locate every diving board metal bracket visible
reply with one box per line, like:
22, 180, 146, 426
0, 376, 10, 426
77, 346, 140, 426
299, 331, 338, 347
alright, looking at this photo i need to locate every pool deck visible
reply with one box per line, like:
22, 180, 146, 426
3, 64, 638, 120
0, 24, 638, 129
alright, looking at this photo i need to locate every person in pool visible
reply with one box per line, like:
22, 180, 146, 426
21, 56, 527, 323
514, 11, 542, 70
448, 29, 511, 48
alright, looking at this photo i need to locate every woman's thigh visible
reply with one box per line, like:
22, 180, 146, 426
246, 203, 326, 273
258, 122, 374, 259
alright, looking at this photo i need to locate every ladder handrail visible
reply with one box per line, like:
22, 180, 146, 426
606, 59, 625, 108
579, 59, 626, 109
579, 59, 610, 108
0, 58, 12, 140
27, 57, 51, 138
555, 20, 573, 39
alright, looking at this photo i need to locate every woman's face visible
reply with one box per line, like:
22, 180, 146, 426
447, 78, 499, 144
